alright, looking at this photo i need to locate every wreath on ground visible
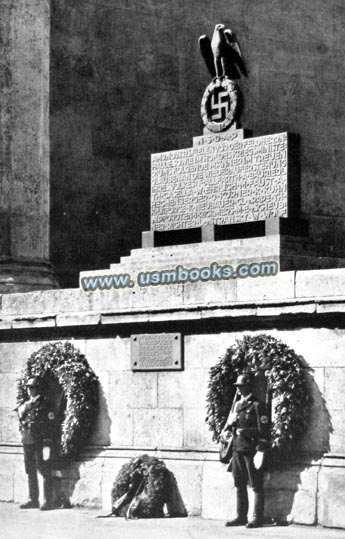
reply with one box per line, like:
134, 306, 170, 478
111, 454, 187, 519
206, 334, 310, 460
17, 341, 99, 460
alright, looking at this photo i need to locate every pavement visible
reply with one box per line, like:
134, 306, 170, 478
0, 502, 344, 539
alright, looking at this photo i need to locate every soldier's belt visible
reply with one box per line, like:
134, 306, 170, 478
22, 421, 39, 429
235, 427, 257, 435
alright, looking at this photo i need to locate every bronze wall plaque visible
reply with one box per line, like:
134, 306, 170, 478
151, 132, 299, 231
131, 333, 182, 371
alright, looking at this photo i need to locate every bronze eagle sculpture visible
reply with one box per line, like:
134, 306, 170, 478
199, 23, 247, 80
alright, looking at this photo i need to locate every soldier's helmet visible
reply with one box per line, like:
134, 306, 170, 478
26, 376, 39, 388
234, 373, 252, 386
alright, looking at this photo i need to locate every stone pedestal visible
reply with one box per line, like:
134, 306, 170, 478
80, 128, 345, 287
134, 129, 345, 271
0, 0, 58, 292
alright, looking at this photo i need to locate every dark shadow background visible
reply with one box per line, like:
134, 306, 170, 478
255, 362, 332, 524
41, 369, 111, 507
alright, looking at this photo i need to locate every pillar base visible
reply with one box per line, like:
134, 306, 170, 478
0, 257, 59, 293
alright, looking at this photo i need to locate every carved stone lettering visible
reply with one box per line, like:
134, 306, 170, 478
151, 133, 297, 231
131, 333, 182, 371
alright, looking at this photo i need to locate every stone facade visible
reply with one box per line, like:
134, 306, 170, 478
1, 268, 345, 527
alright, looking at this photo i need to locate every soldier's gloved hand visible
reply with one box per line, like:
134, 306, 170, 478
253, 451, 264, 470
43, 446, 51, 461
18, 404, 26, 419
220, 428, 231, 442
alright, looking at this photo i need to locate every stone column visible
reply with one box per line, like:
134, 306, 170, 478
0, 0, 58, 293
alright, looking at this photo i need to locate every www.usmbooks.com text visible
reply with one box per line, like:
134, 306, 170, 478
80, 261, 278, 292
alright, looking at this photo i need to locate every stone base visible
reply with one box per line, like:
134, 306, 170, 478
109, 235, 345, 277
1, 445, 345, 528
0, 257, 59, 293
3, 269, 345, 528
143, 218, 310, 247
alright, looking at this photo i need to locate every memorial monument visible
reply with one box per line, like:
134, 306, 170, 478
3, 12, 345, 530
146, 23, 341, 272
81, 23, 341, 295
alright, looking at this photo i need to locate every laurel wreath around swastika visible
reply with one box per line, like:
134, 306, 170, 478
201, 77, 239, 133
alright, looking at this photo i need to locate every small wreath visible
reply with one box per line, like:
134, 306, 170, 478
111, 455, 170, 518
17, 341, 99, 460
206, 334, 310, 459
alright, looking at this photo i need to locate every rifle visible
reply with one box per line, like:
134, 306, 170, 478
219, 387, 239, 464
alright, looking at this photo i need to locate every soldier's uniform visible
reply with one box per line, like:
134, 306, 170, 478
17, 377, 57, 510
225, 374, 269, 528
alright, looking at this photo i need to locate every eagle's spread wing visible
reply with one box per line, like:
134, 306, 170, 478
224, 29, 247, 78
199, 35, 216, 78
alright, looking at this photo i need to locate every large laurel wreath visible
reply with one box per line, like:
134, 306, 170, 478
206, 334, 310, 459
17, 341, 99, 460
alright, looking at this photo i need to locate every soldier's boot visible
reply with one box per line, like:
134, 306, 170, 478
225, 487, 248, 526
20, 473, 39, 509
54, 476, 72, 509
246, 489, 265, 528
40, 475, 54, 511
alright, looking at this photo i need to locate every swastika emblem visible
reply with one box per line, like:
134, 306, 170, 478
201, 77, 239, 133
210, 90, 230, 121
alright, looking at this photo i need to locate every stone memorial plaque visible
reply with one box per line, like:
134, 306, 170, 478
151, 132, 299, 231
131, 333, 182, 371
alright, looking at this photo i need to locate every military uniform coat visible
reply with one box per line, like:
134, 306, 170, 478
228, 393, 269, 490
18, 394, 56, 446
232, 394, 269, 453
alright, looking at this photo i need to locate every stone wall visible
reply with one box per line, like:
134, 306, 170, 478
50, 1, 345, 285
1, 268, 345, 527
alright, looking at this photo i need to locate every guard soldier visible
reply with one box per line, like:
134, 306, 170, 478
223, 373, 269, 528
16, 376, 56, 510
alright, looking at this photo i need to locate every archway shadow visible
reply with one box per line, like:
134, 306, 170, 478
41, 373, 111, 508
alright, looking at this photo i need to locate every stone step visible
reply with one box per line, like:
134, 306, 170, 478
107, 255, 345, 276
113, 236, 321, 271
116, 237, 280, 269
80, 237, 343, 278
